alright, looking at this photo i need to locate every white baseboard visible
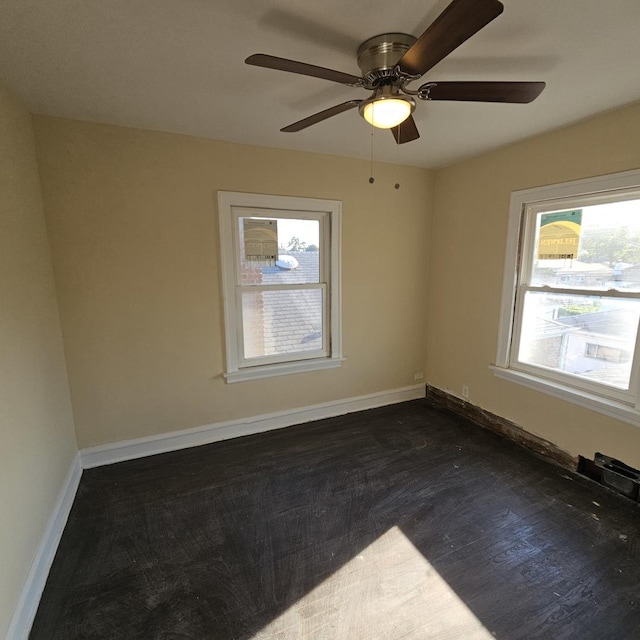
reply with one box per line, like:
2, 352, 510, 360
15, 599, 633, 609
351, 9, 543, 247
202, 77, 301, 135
7, 453, 83, 640
81, 384, 426, 469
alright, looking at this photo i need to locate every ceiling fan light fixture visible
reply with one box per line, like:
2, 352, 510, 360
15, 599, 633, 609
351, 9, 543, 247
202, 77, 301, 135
360, 95, 415, 129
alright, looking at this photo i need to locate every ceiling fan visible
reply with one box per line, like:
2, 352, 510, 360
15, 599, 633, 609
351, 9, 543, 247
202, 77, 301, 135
246, 0, 545, 144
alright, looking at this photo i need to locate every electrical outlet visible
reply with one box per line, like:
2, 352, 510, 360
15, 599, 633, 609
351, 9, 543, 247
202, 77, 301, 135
462, 385, 469, 399
414, 372, 424, 381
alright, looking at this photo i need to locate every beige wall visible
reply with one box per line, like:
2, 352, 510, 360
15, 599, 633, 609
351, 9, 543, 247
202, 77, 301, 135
0, 88, 77, 636
33, 117, 434, 449
428, 102, 640, 466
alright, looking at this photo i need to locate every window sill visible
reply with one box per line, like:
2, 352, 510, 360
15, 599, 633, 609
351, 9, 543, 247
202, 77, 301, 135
224, 357, 346, 383
490, 365, 640, 428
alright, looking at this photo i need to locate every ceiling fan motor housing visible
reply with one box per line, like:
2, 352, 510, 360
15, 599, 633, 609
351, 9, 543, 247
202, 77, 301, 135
356, 33, 417, 87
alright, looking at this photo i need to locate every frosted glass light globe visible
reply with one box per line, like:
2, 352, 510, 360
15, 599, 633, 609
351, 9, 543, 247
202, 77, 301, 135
362, 98, 413, 129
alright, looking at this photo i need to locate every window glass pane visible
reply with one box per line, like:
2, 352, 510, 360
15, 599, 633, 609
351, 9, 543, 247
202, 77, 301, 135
238, 217, 320, 286
530, 198, 640, 291
518, 291, 640, 390
242, 288, 323, 360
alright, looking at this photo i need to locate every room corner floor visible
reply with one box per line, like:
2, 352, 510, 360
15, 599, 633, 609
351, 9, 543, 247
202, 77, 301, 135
31, 400, 640, 639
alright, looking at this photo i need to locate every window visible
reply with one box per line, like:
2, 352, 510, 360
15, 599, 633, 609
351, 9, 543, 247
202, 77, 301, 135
218, 191, 343, 382
495, 169, 640, 425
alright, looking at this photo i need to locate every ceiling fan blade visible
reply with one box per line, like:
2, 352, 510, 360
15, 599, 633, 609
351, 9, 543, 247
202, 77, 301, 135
391, 116, 420, 144
397, 0, 504, 77
426, 81, 546, 103
281, 100, 362, 132
245, 54, 362, 86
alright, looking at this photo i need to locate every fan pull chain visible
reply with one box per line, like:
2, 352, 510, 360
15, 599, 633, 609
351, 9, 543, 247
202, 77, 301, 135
369, 125, 375, 184
394, 135, 400, 190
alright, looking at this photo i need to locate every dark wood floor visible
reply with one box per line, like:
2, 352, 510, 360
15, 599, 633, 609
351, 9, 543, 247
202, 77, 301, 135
31, 400, 640, 639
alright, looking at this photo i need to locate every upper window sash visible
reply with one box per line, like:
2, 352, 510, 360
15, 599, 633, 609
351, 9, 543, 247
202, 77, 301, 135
231, 207, 328, 287
518, 188, 640, 291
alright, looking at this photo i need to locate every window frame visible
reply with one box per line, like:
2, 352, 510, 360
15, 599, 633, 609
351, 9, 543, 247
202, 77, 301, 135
494, 169, 640, 426
218, 191, 343, 383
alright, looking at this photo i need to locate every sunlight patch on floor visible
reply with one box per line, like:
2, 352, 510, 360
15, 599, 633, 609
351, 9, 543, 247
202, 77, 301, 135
252, 526, 495, 639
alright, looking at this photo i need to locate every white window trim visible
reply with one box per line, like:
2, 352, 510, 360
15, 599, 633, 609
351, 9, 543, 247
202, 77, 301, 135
493, 168, 640, 427
218, 191, 344, 383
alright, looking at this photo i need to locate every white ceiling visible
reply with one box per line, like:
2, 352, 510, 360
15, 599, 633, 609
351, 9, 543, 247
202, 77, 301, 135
2, 0, 639, 169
